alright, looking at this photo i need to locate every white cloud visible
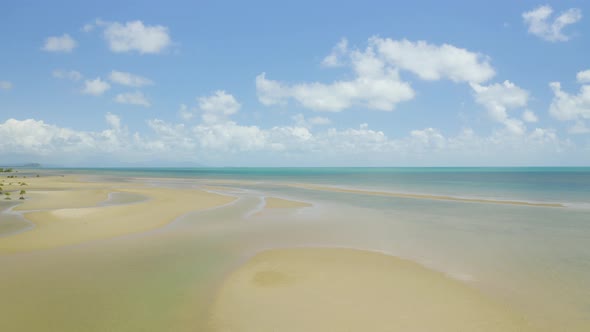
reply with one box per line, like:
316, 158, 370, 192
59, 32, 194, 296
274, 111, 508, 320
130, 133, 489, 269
0, 81, 12, 90
569, 121, 590, 134
470, 80, 529, 135
549, 81, 590, 122
114, 91, 151, 107
0, 118, 96, 155
292, 114, 331, 127
257, 70, 415, 112
82, 78, 111, 96
371, 37, 495, 83
100, 20, 172, 54
82, 23, 95, 32
308, 116, 331, 126
42, 34, 77, 52
576, 70, 590, 83
257, 37, 496, 112
105, 112, 121, 130
522, 110, 538, 123
198, 90, 241, 123
522, 5, 582, 42
178, 104, 193, 120
193, 121, 268, 152
0, 115, 581, 166
109, 70, 153, 87
52, 69, 82, 81
322, 38, 348, 67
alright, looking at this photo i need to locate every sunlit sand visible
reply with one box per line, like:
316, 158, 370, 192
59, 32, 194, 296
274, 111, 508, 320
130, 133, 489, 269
0, 176, 235, 253
209, 247, 534, 332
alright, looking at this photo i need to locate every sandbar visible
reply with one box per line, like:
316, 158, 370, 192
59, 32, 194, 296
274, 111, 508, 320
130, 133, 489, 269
209, 247, 534, 332
289, 183, 563, 207
0, 179, 236, 253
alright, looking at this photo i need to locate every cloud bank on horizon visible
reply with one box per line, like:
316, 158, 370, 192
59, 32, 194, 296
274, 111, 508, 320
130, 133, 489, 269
0, 1, 588, 166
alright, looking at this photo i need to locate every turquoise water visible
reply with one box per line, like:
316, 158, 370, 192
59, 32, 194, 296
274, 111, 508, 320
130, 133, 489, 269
53, 167, 590, 205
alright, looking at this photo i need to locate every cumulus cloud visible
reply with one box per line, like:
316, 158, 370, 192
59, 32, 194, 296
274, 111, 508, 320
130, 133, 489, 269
114, 91, 151, 107
52, 69, 82, 81
42, 34, 77, 52
193, 121, 268, 152
569, 121, 590, 134
257, 37, 495, 112
470, 80, 530, 135
82, 23, 95, 32
257, 40, 418, 112
0, 119, 96, 155
109, 70, 153, 87
98, 20, 172, 54
576, 69, 590, 83
523, 5, 582, 42
371, 37, 495, 83
0, 113, 581, 166
82, 78, 110, 96
550, 83, 590, 122
308, 116, 331, 126
549, 80, 590, 128
178, 104, 193, 120
522, 110, 538, 123
292, 114, 331, 128
322, 38, 349, 67
0, 81, 12, 90
198, 90, 241, 123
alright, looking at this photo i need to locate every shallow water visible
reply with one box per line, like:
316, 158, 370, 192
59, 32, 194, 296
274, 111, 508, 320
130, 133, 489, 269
1, 168, 589, 331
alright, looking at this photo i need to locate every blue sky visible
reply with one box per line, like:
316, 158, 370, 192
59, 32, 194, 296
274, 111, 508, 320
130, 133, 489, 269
1, 0, 589, 166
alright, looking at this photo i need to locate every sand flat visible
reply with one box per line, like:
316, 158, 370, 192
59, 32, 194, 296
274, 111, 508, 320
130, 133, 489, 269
0, 187, 236, 253
289, 183, 563, 207
13, 189, 111, 211
209, 247, 535, 332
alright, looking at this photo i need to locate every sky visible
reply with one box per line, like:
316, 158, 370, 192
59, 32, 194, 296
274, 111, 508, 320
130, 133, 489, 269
1, 0, 589, 166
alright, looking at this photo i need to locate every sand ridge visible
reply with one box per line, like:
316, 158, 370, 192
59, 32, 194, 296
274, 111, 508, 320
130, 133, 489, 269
288, 183, 564, 207
209, 247, 536, 332
0, 176, 236, 253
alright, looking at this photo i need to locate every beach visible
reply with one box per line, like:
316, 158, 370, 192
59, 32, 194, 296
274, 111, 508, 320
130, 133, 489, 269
0, 168, 589, 331
0, 175, 235, 253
